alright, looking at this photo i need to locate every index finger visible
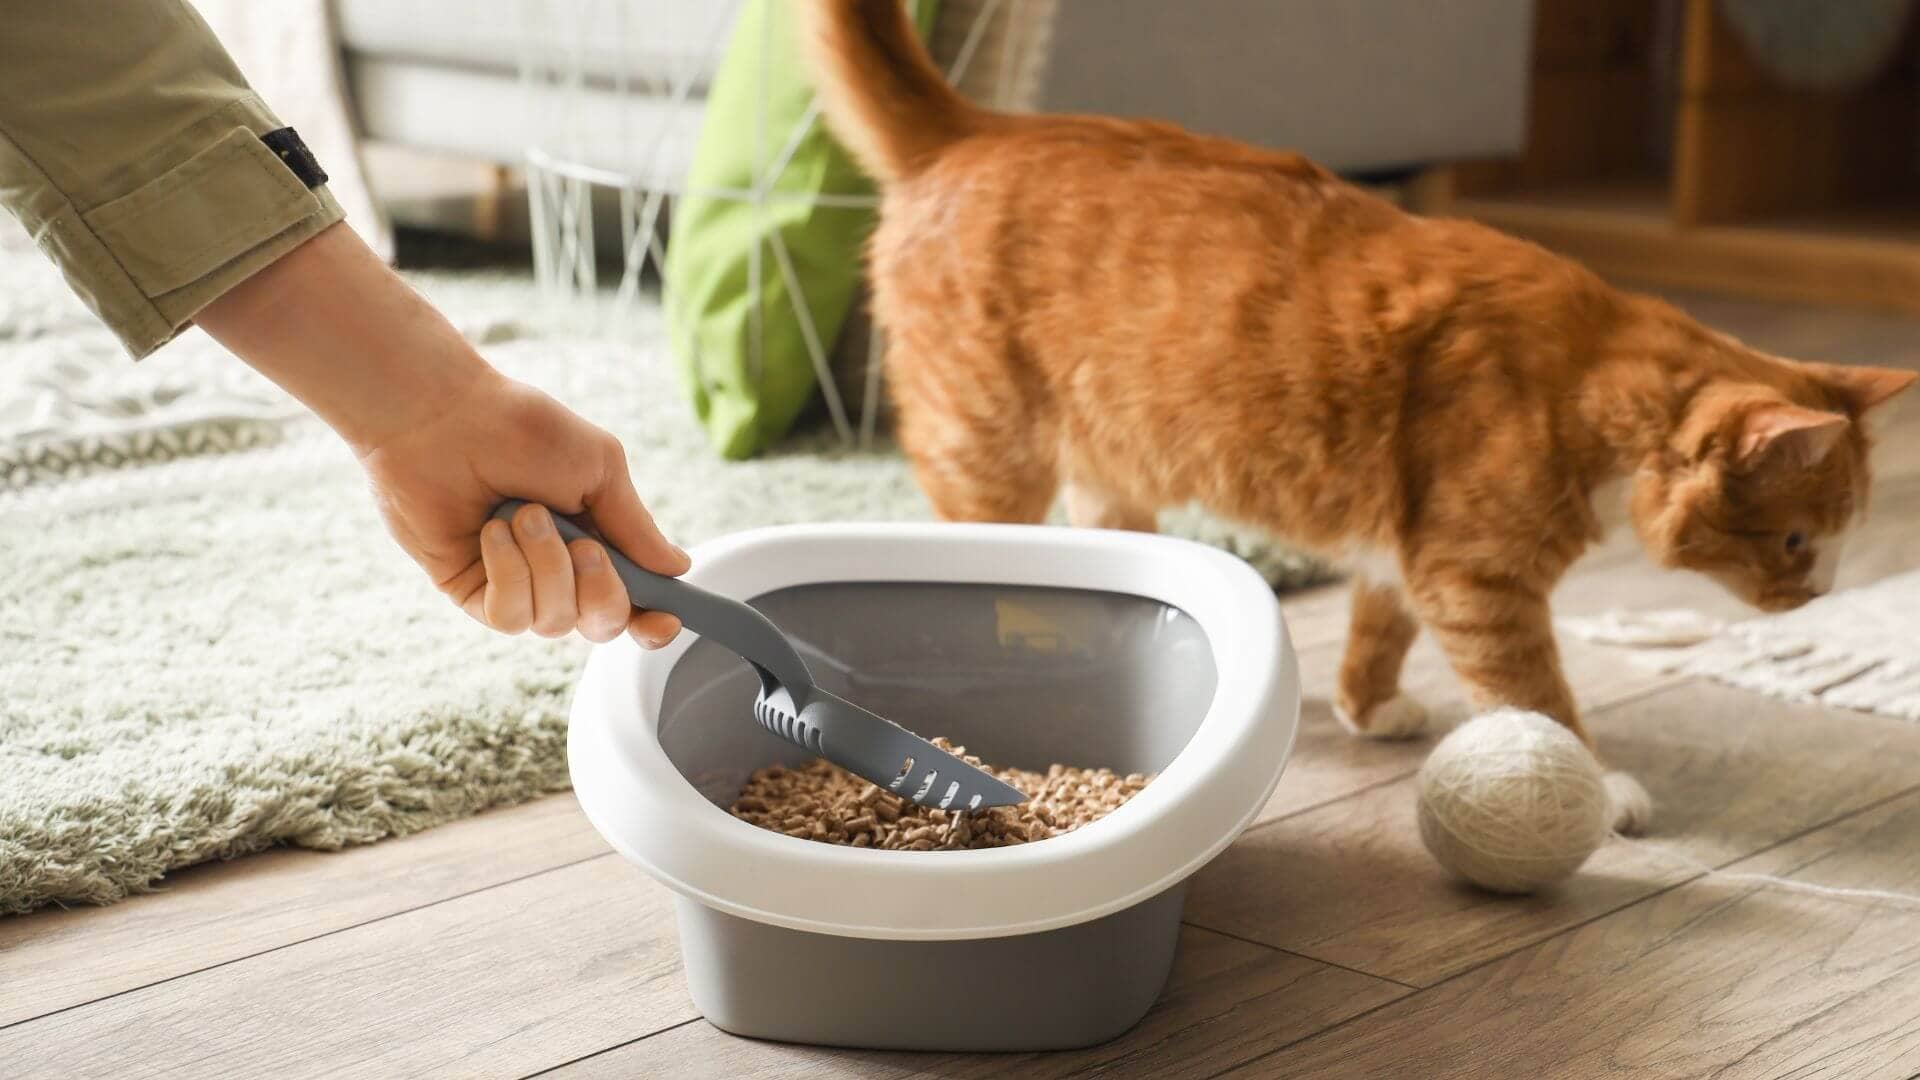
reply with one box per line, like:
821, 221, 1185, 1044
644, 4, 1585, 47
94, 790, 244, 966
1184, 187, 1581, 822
580, 455, 689, 577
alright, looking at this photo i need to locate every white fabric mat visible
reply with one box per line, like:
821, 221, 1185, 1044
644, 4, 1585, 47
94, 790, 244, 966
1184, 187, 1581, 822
1560, 572, 1920, 720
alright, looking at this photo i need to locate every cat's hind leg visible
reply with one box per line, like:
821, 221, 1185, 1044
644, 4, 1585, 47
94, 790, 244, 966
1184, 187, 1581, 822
1064, 482, 1157, 532
1335, 579, 1429, 738
894, 399, 1058, 525
885, 325, 1061, 523
908, 441, 1058, 524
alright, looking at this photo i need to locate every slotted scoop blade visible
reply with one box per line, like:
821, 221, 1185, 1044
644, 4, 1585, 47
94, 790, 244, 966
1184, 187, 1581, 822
757, 685, 1027, 811
495, 502, 1026, 810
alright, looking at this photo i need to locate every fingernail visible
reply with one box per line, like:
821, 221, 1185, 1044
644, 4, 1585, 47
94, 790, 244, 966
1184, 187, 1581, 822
521, 507, 552, 537
573, 543, 602, 568
670, 544, 691, 566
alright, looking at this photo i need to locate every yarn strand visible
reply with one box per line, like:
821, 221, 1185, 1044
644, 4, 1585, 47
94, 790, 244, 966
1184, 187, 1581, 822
1613, 834, 1920, 910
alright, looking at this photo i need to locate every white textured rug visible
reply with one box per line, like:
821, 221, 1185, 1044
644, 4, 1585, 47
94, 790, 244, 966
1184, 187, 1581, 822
0, 239, 1325, 915
1560, 572, 1920, 721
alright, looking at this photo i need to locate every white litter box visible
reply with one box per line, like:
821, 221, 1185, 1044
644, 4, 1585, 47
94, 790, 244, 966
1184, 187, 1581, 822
568, 523, 1299, 1051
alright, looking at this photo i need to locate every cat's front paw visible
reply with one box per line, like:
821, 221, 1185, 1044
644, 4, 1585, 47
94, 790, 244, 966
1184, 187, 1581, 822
1604, 771, 1654, 835
1333, 693, 1430, 739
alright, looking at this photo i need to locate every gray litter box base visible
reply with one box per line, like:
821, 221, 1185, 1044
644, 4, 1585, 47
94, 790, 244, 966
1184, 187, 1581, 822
659, 582, 1221, 1050
677, 884, 1188, 1051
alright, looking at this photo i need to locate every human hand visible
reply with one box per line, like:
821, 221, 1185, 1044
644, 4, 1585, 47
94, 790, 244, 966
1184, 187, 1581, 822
358, 373, 689, 645
195, 223, 687, 645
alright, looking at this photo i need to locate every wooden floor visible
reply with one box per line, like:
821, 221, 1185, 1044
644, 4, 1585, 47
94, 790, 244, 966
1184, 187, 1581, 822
8, 292, 1920, 1079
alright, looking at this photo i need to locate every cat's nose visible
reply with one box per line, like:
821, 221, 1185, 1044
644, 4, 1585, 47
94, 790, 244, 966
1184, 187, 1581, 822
1810, 543, 1843, 594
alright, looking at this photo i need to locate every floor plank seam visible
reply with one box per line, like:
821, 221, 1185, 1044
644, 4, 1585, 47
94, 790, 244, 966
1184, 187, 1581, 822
1242, 770, 1415, 837
1196, 779, 1920, 1076
1689, 781, 1920, 879
515, 1017, 703, 1079
0, 850, 616, 1035
1194, 988, 1416, 1080
1584, 672, 1700, 721
1191, 884, 1700, 1080
1177, 922, 1421, 991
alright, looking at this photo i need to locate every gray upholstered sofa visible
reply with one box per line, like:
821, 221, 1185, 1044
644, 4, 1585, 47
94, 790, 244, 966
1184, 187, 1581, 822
332, 0, 1532, 233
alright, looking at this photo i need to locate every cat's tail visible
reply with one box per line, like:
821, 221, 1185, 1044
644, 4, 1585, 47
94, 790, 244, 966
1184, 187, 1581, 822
799, 0, 987, 184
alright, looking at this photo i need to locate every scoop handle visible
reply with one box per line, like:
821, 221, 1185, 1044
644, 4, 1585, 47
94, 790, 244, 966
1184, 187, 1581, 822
490, 500, 812, 695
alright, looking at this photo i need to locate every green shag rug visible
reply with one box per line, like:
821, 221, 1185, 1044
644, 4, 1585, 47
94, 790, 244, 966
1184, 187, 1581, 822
0, 240, 1327, 916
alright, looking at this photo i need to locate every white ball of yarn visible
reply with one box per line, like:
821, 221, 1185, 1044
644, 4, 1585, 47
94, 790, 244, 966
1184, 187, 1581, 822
1416, 708, 1609, 894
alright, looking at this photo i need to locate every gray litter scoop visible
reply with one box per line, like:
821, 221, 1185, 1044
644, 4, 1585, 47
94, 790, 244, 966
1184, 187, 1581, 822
494, 501, 1027, 811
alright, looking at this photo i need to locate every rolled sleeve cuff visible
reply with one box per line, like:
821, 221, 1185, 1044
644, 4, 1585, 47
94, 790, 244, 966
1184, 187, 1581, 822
28, 97, 345, 360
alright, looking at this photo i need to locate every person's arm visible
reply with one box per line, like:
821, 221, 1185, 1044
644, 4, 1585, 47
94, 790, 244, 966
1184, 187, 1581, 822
197, 222, 689, 645
0, 1, 340, 358
0, 3, 686, 643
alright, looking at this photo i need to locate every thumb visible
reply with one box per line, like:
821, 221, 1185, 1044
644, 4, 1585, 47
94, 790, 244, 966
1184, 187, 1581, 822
581, 455, 690, 578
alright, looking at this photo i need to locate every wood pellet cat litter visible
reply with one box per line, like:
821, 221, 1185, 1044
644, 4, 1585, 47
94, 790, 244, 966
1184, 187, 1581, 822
729, 738, 1153, 850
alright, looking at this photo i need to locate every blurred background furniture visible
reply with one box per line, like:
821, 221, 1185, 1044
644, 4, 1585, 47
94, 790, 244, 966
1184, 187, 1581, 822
330, 0, 1534, 241
1448, 0, 1920, 313
1038, 0, 1532, 177
324, 0, 1533, 450
501, 0, 1058, 455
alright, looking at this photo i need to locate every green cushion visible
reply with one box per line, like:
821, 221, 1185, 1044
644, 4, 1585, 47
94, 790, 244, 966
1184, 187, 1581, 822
666, 0, 938, 459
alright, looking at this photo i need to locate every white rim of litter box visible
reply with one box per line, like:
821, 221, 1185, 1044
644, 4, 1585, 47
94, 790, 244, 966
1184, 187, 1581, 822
568, 522, 1299, 941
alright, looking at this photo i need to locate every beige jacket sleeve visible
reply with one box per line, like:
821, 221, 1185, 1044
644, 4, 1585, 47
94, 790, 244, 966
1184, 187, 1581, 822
0, 0, 345, 358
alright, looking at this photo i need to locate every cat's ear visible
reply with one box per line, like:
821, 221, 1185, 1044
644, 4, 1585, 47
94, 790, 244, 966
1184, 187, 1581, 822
1735, 403, 1849, 470
1803, 362, 1918, 416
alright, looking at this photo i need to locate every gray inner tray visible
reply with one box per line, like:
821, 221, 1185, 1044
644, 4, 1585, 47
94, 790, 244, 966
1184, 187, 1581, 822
658, 582, 1220, 807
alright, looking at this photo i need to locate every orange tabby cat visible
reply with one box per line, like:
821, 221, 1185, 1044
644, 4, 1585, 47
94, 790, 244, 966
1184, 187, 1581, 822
802, 0, 1916, 830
